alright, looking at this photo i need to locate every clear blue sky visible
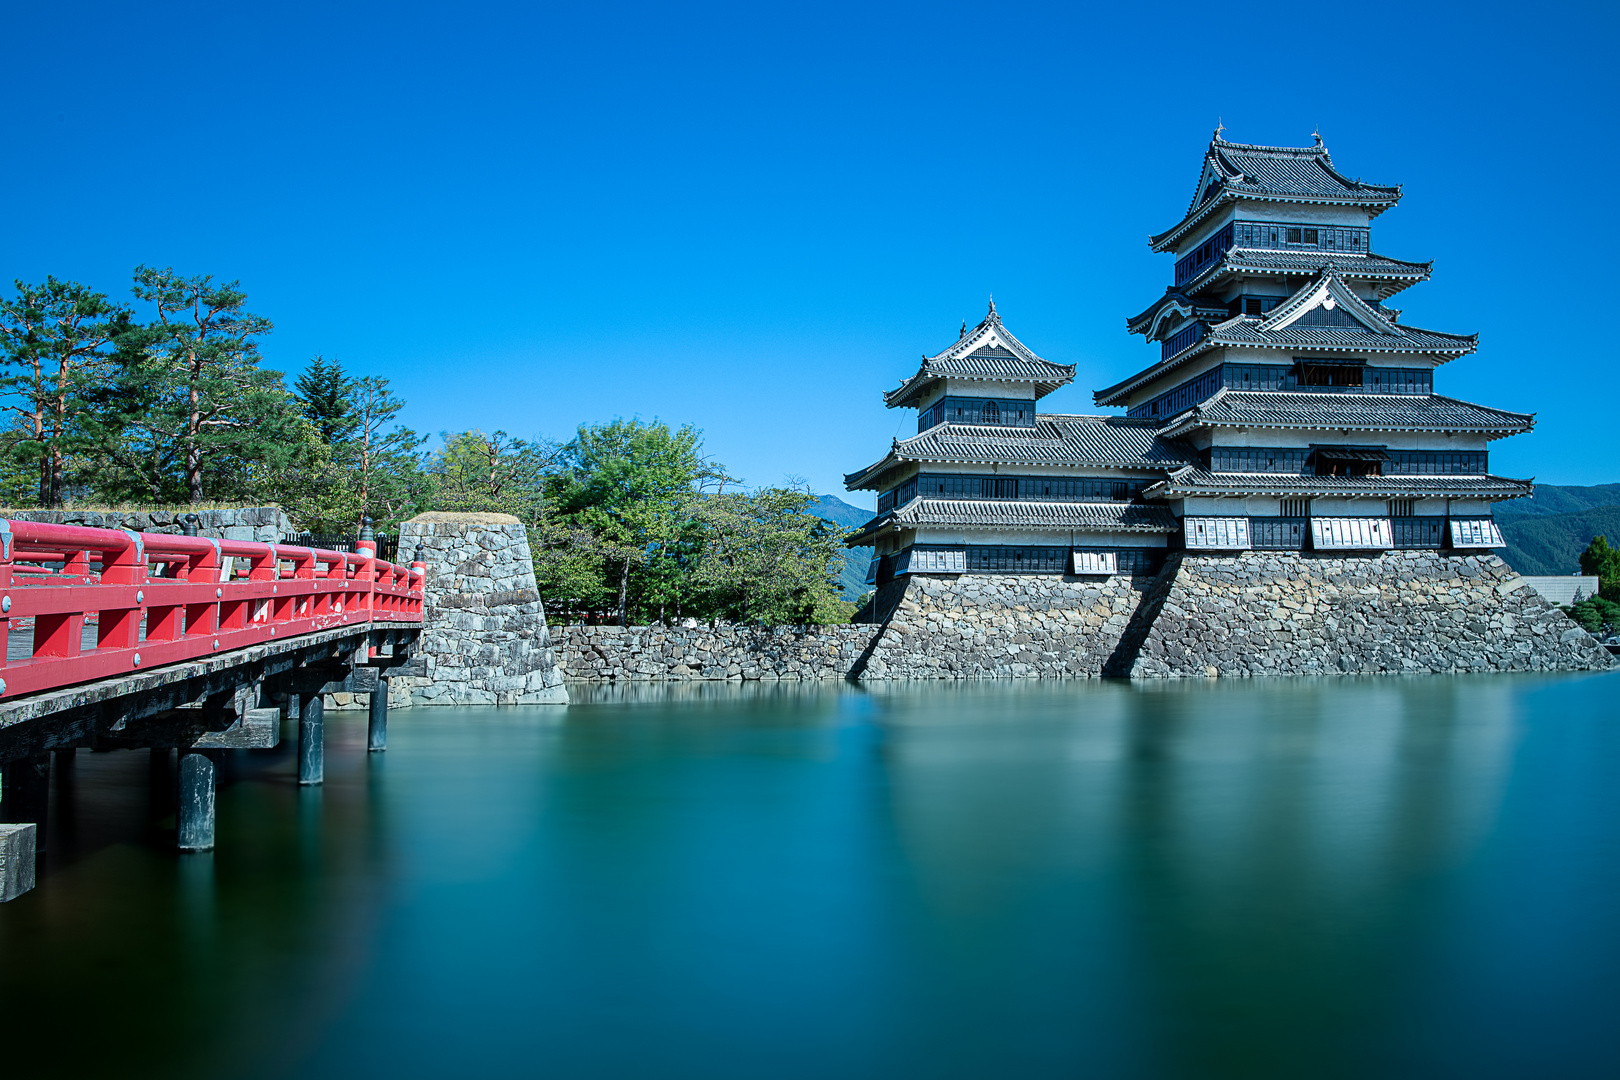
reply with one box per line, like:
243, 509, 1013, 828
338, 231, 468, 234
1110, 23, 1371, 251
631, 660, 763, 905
4, 1, 1616, 506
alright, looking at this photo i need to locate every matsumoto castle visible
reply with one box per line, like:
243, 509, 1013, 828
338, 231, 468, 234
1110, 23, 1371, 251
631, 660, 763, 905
847, 131, 1530, 584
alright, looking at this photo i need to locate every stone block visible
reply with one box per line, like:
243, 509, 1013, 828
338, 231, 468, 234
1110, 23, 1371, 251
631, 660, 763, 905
0, 823, 36, 901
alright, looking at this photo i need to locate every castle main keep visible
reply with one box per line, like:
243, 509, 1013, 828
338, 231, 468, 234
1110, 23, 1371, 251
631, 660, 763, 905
848, 131, 1532, 579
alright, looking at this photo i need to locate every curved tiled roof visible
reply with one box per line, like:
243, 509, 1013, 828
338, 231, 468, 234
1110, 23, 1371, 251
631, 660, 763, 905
1158, 389, 1535, 440
1178, 249, 1433, 301
1097, 269, 1476, 407
1143, 467, 1533, 501
846, 499, 1179, 545
884, 301, 1075, 408
844, 416, 1199, 489
1126, 250, 1434, 337
1210, 320, 1475, 352
1151, 134, 1402, 253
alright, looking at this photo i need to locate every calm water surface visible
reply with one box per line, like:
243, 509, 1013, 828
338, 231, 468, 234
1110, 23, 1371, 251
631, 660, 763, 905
3, 675, 1620, 1078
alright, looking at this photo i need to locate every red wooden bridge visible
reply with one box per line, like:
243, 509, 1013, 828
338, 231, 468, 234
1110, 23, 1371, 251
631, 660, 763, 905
0, 520, 425, 900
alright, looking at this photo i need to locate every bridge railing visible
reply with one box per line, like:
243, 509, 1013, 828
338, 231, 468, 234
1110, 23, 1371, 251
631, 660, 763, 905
0, 520, 424, 699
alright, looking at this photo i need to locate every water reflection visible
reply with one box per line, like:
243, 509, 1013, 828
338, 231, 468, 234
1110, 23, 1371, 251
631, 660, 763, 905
0, 675, 1616, 1079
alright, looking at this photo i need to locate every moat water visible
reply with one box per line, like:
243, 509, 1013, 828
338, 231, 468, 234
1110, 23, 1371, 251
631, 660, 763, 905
3, 675, 1619, 1078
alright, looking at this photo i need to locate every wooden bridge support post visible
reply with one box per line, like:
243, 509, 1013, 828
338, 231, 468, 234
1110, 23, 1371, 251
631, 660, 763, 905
368, 677, 389, 752
1, 753, 50, 853
176, 749, 218, 852
298, 693, 324, 785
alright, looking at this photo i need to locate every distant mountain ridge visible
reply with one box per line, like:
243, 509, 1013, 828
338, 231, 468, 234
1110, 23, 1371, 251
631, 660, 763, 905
1494, 484, 1620, 520
809, 494, 873, 600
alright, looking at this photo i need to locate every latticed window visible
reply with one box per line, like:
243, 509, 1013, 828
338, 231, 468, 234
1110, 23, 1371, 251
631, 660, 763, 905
966, 545, 1068, 573
1280, 498, 1311, 518
982, 400, 999, 424
1388, 499, 1415, 518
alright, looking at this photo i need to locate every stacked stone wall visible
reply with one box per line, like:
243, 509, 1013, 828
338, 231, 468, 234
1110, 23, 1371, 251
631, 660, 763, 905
391, 513, 568, 706
858, 573, 1159, 679
563, 623, 878, 681
560, 574, 1159, 681
1131, 551, 1615, 677
559, 554, 1613, 682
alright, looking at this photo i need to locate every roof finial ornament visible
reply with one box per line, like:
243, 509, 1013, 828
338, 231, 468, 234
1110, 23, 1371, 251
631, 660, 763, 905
1312, 126, 1322, 147
987, 295, 998, 320
959, 319, 967, 339
1214, 118, 1225, 141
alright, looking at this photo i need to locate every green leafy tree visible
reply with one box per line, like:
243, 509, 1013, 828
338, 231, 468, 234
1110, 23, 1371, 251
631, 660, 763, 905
349, 375, 424, 530
1579, 535, 1620, 601
426, 429, 557, 523
0, 278, 131, 506
547, 419, 722, 626
91, 268, 294, 503
690, 485, 854, 624
271, 361, 427, 533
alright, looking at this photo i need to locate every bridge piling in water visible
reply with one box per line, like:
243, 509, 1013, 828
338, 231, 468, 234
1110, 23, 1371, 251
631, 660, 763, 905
368, 676, 388, 751
176, 750, 218, 852
298, 694, 324, 785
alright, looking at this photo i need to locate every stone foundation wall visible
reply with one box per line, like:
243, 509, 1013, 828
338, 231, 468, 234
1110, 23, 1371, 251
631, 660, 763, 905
390, 513, 568, 706
0, 506, 293, 542
858, 573, 1159, 678
1131, 552, 1615, 677
559, 553, 1613, 682
563, 623, 878, 681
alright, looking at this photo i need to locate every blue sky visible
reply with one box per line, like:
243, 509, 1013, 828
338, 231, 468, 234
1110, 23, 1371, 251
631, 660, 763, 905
3, 1, 1616, 506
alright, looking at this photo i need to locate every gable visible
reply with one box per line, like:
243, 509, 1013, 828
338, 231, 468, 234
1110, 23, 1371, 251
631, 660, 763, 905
1261, 272, 1399, 336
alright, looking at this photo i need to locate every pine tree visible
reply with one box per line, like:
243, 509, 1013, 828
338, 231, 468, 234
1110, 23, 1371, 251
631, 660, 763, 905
94, 267, 294, 504
0, 278, 131, 506
294, 356, 357, 444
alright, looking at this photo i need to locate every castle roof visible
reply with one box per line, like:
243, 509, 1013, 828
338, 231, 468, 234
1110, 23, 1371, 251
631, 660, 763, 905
1143, 467, 1533, 501
1151, 132, 1403, 253
1156, 388, 1535, 441
1098, 270, 1477, 406
843, 415, 1198, 490
845, 499, 1179, 546
1153, 250, 1434, 317
883, 300, 1075, 408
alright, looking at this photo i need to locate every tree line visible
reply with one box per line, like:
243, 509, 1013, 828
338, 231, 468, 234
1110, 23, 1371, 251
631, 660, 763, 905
1569, 535, 1620, 636
0, 270, 854, 626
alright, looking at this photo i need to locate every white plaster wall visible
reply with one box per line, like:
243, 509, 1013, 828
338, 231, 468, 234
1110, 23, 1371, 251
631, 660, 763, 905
939, 378, 1042, 400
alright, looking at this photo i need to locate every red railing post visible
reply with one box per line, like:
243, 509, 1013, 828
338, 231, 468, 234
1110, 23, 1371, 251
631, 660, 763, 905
0, 521, 12, 668
95, 530, 147, 652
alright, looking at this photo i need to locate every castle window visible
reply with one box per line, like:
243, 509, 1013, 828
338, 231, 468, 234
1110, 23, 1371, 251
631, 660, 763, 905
978, 478, 1018, 499
1280, 498, 1312, 518
983, 401, 1000, 424
1388, 499, 1415, 518
1287, 227, 1302, 243
1298, 362, 1363, 388
1302, 228, 1318, 244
